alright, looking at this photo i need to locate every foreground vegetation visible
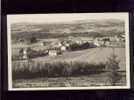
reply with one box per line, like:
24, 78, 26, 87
12, 52, 126, 87
12, 61, 106, 79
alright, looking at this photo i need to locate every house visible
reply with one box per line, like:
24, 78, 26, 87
64, 43, 70, 47
60, 46, 66, 51
48, 50, 58, 56
94, 42, 100, 47
76, 40, 82, 44
56, 42, 62, 47
48, 48, 62, 56
93, 39, 101, 47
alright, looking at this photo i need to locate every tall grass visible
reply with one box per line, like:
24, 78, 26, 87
12, 61, 106, 80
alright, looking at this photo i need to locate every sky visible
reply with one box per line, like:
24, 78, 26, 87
7, 13, 128, 24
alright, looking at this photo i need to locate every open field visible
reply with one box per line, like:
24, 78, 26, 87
13, 71, 126, 88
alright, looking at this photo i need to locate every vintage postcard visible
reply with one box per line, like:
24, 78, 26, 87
7, 13, 130, 90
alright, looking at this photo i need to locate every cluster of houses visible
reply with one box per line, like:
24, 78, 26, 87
93, 35, 125, 47
18, 40, 70, 59
47, 41, 70, 56
18, 35, 125, 60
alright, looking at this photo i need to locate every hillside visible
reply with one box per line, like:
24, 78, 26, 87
11, 19, 125, 40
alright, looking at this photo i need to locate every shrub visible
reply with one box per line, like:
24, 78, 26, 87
29, 37, 37, 44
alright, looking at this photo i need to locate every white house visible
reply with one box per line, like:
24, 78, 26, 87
93, 39, 100, 47
48, 50, 58, 56
76, 40, 82, 44
60, 46, 66, 51
48, 48, 62, 56
94, 42, 100, 47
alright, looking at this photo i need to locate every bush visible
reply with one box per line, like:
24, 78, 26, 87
29, 37, 37, 44
12, 61, 106, 80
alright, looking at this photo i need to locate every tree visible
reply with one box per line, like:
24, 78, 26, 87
106, 52, 121, 86
29, 37, 37, 43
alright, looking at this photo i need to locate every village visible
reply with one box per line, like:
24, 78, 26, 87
14, 34, 125, 60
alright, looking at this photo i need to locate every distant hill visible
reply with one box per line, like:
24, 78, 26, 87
11, 19, 125, 40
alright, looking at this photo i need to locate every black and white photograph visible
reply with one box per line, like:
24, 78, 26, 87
7, 13, 130, 90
